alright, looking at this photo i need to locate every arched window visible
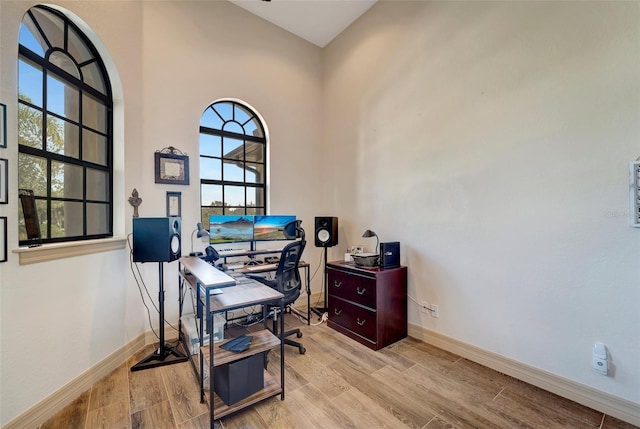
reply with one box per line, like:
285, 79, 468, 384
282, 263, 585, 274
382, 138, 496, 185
199, 100, 267, 229
18, 5, 113, 245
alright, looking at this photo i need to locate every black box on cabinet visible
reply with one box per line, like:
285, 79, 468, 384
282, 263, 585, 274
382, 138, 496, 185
379, 241, 400, 269
214, 352, 264, 405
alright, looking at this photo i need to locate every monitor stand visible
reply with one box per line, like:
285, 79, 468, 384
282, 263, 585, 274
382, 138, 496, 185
131, 262, 188, 371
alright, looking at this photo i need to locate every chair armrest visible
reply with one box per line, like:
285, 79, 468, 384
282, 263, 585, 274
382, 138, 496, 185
245, 273, 273, 287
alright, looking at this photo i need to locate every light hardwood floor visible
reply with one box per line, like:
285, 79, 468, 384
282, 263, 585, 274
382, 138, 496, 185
40, 313, 637, 429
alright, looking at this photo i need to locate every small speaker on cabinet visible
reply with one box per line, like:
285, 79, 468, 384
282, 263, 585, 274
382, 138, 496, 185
379, 241, 400, 269
314, 216, 338, 248
133, 217, 181, 262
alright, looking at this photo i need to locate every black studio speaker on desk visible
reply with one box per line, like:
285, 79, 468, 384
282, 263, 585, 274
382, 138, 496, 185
133, 217, 181, 262
314, 216, 338, 247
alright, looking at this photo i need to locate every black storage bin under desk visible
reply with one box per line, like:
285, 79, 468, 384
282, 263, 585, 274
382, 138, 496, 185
214, 352, 265, 406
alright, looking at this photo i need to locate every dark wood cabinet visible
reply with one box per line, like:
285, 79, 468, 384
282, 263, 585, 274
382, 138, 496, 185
326, 261, 407, 350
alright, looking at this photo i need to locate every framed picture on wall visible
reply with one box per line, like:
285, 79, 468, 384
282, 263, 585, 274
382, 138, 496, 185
155, 151, 189, 185
0, 103, 6, 149
0, 216, 7, 263
0, 158, 7, 204
19, 189, 42, 246
166, 191, 181, 217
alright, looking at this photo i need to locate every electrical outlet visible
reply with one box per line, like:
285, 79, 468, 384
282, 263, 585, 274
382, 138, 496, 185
593, 342, 608, 375
421, 301, 430, 314
431, 304, 439, 318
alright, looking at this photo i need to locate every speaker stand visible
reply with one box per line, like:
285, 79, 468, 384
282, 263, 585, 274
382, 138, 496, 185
131, 262, 188, 372
311, 247, 328, 319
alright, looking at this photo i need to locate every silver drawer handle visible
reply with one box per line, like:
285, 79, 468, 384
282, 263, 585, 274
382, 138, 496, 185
357, 318, 366, 326
333, 280, 342, 288
356, 287, 366, 295
334, 308, 343, 316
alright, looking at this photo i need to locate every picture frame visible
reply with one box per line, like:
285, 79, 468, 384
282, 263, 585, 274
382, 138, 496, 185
155, 151, 189, 185
0, 103, 6, 149
0, 158, 7, 204
0, 216, 7, 263
19, 189, 42, 246
166, 191, 181, 217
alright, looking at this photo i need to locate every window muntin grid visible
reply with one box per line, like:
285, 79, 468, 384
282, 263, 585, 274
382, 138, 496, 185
18, 5, 113, 244
199, 101, 267, 230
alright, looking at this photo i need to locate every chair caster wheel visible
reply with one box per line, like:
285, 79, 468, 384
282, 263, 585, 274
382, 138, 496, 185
299, 346, 306, 354
296, 331, 303, 338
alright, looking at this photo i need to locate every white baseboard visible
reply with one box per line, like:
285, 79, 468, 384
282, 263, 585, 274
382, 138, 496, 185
408, 323, 640, 427
3, 333, 147, 429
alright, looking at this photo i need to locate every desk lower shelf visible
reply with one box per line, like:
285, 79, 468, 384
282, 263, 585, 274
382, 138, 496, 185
200, 329, 282, 419
204, 370, 281, 419
202, 329, 280, 367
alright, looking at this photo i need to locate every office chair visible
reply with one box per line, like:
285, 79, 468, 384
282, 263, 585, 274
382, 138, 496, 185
246, 221, 306, 354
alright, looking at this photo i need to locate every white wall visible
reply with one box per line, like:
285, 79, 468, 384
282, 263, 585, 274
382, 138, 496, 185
0, 1, 324, 424
0, 2, 143, 425
323, 1, 640, 404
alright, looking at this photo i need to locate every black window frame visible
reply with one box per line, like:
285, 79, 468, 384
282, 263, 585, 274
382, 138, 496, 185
199, 101, 267, 229
17, 5, 114, 246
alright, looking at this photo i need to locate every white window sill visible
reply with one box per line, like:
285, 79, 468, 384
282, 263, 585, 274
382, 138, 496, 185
12, 236, 127, 265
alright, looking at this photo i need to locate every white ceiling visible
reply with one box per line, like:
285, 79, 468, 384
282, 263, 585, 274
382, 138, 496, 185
228, 0, 377, 48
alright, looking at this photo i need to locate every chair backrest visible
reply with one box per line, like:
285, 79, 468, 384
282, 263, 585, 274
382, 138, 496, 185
283, 219, 305, 241
274, 238, 306, 296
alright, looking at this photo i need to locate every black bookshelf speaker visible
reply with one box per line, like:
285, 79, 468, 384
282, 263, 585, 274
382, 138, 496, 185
379, 241, 400, 269
314, 216, 338, 247
133, 217, 181, 262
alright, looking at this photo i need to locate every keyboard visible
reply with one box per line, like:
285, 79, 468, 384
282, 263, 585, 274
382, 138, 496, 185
226, 263, 245, 270
217, 248, 246, 257
245, 263, 277, 271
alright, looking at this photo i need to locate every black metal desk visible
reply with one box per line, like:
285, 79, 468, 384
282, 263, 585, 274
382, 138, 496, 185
178, 256, 285, 427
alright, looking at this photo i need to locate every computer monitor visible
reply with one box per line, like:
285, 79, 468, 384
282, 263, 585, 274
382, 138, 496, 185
253, 215, 297, 241
209, 215, 254, 244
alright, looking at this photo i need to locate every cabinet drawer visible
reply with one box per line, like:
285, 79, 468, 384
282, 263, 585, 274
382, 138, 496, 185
328, 295, 376, 342
327, 268, 376, 309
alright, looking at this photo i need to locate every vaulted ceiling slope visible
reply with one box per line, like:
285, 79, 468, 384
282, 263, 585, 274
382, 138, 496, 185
228, 0, 377, 47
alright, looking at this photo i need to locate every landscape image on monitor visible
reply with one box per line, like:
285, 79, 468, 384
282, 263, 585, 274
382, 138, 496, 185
253, 215, 296, 241
209, 215, 254, 244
